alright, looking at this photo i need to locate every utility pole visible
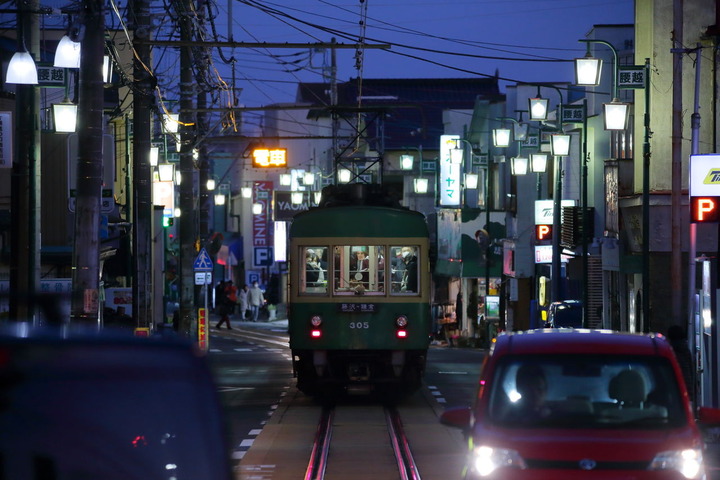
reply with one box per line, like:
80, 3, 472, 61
10, 0, 40, 321
197, 0, 209, 240
670, 0, 684, 328
70, 0, 105, 324
130, 0, 154, 329
176, 0, 197, 336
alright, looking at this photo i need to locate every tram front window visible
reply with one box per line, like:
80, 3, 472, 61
334, 245, 385, 295
301, 246, 328, 293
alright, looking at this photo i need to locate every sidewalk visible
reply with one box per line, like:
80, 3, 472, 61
208, 311, 288, 332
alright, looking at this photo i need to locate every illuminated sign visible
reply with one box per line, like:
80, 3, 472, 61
198, 308, 208, 352
439, 134, 461, 207
534, 246, 571, 264
690, 154, 720, 223
252, 148, 287, 168
534, 199, 576, 224
536, 224, 552, 241
691, 197, 720, 223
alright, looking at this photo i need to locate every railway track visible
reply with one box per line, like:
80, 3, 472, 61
304, 404, 422, 480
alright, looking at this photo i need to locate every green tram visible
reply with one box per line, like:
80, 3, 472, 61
288, 184, 431, 396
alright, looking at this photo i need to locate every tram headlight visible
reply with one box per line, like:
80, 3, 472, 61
310, 315, 323, 327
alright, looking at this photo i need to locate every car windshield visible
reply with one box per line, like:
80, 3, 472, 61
487, 354, 686, 430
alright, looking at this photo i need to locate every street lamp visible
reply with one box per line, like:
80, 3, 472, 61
279, 173, 291, 186
465, 172, 479, 189
413, 177, 429, 194
6, 50, 38, 84
400, 154, 414, 171
338, 168, 352, 183
530, 153, 549, 174
511, 156, 529, 176
574, 46, 602, 87
303, 171, 315, 187
157, 163, 174, 182
492, 128, 511, 148
291, 191, 304, 204
550, 134, 571, 157
575, 39, 630, 132
52, 98, 78, 133
54, 35, 81, 68
604, 100, 630, 131
529, 97, 549, 121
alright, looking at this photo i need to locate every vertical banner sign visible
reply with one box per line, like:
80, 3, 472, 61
439, 134, 461, 207
198, 308, 208, 352
253, 181, 274, 267
0, 112, 12, 168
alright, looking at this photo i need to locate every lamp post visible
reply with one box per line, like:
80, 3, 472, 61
575, 38, 632, 328
550, 134, 571, 303
641, 57, 651, 331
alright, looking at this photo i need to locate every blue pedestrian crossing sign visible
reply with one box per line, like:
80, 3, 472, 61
193, 248, 214, 272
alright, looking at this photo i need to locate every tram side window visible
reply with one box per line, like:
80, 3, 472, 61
390, 245, 419, 294
333, 245, 385, 295
301, 246, 328, 294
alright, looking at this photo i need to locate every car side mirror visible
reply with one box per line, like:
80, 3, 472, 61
440, 406, 473, 430
698, 406, 720, 426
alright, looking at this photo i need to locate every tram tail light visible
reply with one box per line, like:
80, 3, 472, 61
310, 314, 323, 339
395, 315, 408, 339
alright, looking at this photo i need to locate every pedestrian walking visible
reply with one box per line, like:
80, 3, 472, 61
215, 281, 237, 329
248, 281, 265, 322
238, 284, 249, 320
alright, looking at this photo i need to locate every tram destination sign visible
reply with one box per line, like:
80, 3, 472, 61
338, 303, 377, 313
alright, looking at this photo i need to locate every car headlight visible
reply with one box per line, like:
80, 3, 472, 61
470, 446, 526, 477
649, 448, 704, 479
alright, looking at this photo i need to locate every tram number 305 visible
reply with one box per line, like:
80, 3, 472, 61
349, 321, 370, 329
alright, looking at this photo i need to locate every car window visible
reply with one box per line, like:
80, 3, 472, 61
488, 354, 686, 429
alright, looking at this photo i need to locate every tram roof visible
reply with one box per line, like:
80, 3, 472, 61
289, 206, 428, 238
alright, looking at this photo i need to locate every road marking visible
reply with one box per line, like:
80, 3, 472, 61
217, 386, 255, 392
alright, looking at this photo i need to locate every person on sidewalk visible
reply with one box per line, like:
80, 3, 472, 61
248, 281, 265, 322
215, 281, 237, 329
237, 284, 249, 320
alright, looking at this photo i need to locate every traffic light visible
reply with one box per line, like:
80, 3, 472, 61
536, 224, 552, 241
163, 216, 174, 227
690, 197, 720, 223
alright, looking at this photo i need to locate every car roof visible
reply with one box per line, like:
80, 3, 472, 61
493, 329, 674, 357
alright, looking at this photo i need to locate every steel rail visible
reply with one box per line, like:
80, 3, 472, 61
304, 407, 334, 480
385, 407, 422, 480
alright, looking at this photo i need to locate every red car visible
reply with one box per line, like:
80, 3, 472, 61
441, 329, 720, 479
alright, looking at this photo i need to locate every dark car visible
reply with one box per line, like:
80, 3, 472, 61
544, 300, 583, 328
0, 324, 233, 480
440, 329, 720, 479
